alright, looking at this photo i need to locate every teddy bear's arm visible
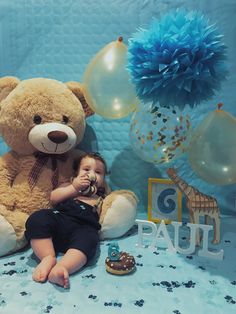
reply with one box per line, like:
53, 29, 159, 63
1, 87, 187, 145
0, 151, 20, 207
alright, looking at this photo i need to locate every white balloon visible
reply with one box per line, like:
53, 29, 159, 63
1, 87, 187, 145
83, 38, 139, 119
188, 106, 236, 185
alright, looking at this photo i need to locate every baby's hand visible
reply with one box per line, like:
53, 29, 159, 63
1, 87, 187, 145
72, 174, 90, 192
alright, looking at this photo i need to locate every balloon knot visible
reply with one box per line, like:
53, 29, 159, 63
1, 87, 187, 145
217, 103, 223, 110
118, 36, 123, 42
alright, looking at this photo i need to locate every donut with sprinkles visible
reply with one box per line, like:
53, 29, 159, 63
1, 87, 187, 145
105, 252, 136, 275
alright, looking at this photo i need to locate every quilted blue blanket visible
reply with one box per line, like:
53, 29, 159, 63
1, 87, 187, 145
0, 216, 236, 314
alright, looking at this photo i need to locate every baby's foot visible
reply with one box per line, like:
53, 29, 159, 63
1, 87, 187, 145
32, 255, 56, 283
48, 265, 70, 289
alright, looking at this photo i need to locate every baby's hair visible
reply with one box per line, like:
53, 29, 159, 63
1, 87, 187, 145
73, 152, 109, 176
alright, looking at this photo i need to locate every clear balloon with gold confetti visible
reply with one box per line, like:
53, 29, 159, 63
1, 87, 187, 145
129, 103, 191, 164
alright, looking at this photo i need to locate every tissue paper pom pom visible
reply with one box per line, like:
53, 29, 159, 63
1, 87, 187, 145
127, 10, 228, 108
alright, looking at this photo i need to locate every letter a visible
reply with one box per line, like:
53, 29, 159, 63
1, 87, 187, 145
152, 220, 176, 253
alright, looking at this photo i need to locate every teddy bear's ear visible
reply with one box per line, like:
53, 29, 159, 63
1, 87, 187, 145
0, 76, 20, 103
66, 81, 94, 118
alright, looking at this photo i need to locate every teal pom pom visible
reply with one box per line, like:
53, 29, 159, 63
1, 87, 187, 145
127, 10, 228, 108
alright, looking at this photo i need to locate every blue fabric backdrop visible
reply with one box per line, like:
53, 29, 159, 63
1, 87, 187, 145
0, 0, 236, 215
1, 2, 236, 314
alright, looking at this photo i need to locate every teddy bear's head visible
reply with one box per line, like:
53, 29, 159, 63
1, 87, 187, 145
0, 77, 93, 155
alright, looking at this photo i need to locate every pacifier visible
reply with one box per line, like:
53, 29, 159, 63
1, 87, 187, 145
80, 172, 98, 196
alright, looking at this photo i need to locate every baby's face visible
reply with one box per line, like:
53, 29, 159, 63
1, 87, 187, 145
78, 157, 105, 188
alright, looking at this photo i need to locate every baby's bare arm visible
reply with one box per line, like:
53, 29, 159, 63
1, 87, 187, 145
50, 182, 77, 205
50, 175, 90, 206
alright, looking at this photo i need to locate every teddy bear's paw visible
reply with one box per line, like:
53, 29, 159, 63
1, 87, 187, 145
99, 193, 137, 240
14, 230, 28, 253
0, 198, 15, 212
0, 207, 29, 256
99, 190, 138, 224
0, 214, 17, 257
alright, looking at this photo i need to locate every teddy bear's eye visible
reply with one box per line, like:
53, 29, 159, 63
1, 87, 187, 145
62, 115, 69, 124
33, 115, 42, 124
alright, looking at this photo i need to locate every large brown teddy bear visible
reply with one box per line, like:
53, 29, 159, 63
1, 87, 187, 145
0, 77, 137, 257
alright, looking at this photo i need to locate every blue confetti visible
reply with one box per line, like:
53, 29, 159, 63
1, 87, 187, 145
20, 292, 28, 296
4, 262, 16, 266
104, 301, 121, 307
169, 265, 177, 269
152, 280, 195, 290
199, 266, 206, 271
136, 263, 143, 267
2, 270, 17, 276
186, 256, 193, 260
209, 280, 217, 285
134, 299, 145, 307
82, 274, 96, 279
225, 295, 236, 304
88, 295, 97, 300
183, 281, 196, 288
44, 305, 53, 313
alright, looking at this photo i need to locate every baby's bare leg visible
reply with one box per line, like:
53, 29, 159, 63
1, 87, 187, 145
30, 238, 56, 283
48, 249, 87, 288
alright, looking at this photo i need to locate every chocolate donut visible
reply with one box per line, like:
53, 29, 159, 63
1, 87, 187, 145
105, 251, 136, 275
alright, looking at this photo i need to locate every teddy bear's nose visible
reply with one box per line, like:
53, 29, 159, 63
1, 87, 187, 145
48, 131, 68, 144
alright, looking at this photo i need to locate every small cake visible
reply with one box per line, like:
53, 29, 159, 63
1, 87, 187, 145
105, 242, 136, 275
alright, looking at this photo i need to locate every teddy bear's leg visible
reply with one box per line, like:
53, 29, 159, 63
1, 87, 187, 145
0, 205, 28, 256
99, 190, 138, 239
0, 213, 17, 256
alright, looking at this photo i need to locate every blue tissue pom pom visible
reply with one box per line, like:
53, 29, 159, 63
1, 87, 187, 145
127, 10, 228, 108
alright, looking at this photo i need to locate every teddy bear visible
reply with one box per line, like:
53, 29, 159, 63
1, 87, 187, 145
0, 76, 138, 257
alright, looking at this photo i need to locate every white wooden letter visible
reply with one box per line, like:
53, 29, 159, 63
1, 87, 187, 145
152, 220, 176, 253
135, 219, 157, 248
171, 222, 197, 255
197, 224, 224, 260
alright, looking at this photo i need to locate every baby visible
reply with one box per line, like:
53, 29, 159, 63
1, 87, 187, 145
25, 152, 108, 288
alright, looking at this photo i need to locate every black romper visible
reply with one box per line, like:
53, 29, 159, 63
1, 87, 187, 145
25, 198, 101, 261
